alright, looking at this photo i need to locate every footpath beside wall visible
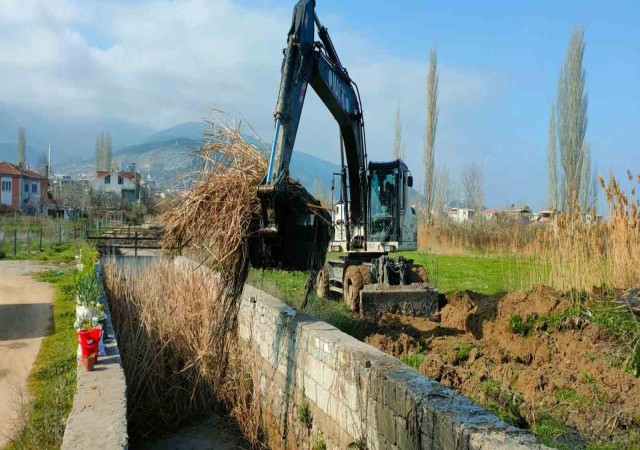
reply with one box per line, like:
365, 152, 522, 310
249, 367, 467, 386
238, 284, 548, 450
61, 264, 128, 450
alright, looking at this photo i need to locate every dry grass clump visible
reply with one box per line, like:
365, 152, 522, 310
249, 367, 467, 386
419, 216, 538, 255
103, 258, 264, 445
532, 172, 640, 291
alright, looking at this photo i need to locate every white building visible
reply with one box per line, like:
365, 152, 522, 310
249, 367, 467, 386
447, 207, 475, 223
91, 169, 141, 206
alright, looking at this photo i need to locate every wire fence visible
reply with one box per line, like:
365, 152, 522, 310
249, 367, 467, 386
0, 218, 88, 256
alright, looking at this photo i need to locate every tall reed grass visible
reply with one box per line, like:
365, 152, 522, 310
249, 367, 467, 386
532, 172, 640, 291
418, 216, 537, 256
103, 259, 264, 445
420, 172, 640, 292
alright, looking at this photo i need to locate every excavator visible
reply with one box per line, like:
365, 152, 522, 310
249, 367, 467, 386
250, 0, 433, 314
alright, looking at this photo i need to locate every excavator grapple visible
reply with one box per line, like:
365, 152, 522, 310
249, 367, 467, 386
249, 181, 332, 271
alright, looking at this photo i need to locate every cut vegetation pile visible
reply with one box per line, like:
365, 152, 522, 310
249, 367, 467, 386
161, 122, 267, 300
162, 119, 330, 300
365, 286, 640, 449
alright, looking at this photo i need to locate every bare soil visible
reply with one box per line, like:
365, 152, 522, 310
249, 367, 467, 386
364, 285, 640, 447
0, 261, 54, 447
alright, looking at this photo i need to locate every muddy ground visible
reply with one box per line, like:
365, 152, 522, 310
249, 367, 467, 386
364, 285, 640, 448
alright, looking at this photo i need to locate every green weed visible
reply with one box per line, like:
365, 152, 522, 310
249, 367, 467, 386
480, 379, 527, 428
454, 342, 475, 364
401, 354, 425, 370
312, 433, 327, 450
531, 413, 584, 450
298, 397, 313, 429
555, 388, 590, 405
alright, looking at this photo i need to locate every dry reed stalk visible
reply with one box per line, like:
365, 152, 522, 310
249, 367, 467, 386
103, 259, 265, 446
161, 118, 265, 298
531, 171, 640, 291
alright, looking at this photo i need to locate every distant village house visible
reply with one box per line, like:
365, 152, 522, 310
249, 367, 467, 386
0, 161, 48, 214
447, 207, 475, 223
91, 167, 141, 206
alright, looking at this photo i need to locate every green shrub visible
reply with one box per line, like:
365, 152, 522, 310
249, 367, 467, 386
298, 398, 313, 429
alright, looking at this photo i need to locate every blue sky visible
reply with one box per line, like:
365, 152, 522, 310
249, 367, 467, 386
0, 0, 638, 210
302, 0, 640, 209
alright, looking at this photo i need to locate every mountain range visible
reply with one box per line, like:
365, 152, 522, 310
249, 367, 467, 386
41, 121, 342, 194
0, 111, 427, 208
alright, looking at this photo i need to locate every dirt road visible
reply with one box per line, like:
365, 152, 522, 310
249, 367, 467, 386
0, 260, 55, 447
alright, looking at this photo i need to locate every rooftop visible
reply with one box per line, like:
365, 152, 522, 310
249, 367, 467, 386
0, 161, 45, 179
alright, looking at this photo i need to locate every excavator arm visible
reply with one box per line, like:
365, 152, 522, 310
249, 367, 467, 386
260, 0, 367, 234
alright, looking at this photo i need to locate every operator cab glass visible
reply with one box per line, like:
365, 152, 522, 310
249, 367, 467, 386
368, 162, 401, 242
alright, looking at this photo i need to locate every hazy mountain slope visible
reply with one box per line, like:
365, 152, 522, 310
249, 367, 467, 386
146, 122, 207, 142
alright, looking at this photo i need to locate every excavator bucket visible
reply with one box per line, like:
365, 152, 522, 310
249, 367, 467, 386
249, 181, 333, 271
359, 283, 439, 318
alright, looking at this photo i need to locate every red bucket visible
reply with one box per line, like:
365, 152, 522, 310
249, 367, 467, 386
77, 329, 102, 358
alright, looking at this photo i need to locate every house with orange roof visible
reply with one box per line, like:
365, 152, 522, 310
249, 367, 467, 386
90, 167, 141, 206
0, 161, 48, 214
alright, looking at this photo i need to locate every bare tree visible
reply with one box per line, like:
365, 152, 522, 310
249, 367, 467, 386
546, 106, 558, 209
579, 142, 598, 212
556, 26, 589, 215
36, 151, 48, 176
424, 48, 439, 220
460, 163, 484, 211
433, 165, 452, 218
17, 127, 26, 167
393, 105, 403, 160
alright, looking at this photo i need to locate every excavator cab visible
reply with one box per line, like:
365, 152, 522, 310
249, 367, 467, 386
367, 160, 417, 253
329, 160, 417, 253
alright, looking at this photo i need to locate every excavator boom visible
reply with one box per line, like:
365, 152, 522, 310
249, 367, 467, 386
252, 0, 368, 270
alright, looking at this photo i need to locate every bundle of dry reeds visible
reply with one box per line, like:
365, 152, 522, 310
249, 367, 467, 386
161, 119, 265, 297
162, 116, 329, 298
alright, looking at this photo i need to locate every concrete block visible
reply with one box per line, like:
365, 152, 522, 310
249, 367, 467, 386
315, 385, 330, 413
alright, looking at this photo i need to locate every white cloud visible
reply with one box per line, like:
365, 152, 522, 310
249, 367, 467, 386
0, 0, 498, 190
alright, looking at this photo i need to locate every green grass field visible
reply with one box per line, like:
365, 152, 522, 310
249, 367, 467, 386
400, 251, 533, 295
249, 251, 532, 301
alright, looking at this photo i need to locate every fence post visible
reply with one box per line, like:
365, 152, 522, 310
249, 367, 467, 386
39, 228, 43, 252
14, 229, 17, 256
134, 231, 138, 257
74, 226, 77, 241
58, 225, 62, 244
27, 228, 30, 254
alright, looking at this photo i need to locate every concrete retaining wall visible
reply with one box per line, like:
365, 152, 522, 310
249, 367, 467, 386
61, 264, 128, 450
238, 284, 547, 450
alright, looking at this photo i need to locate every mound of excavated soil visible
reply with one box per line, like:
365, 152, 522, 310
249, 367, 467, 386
365, 285, 640, 447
